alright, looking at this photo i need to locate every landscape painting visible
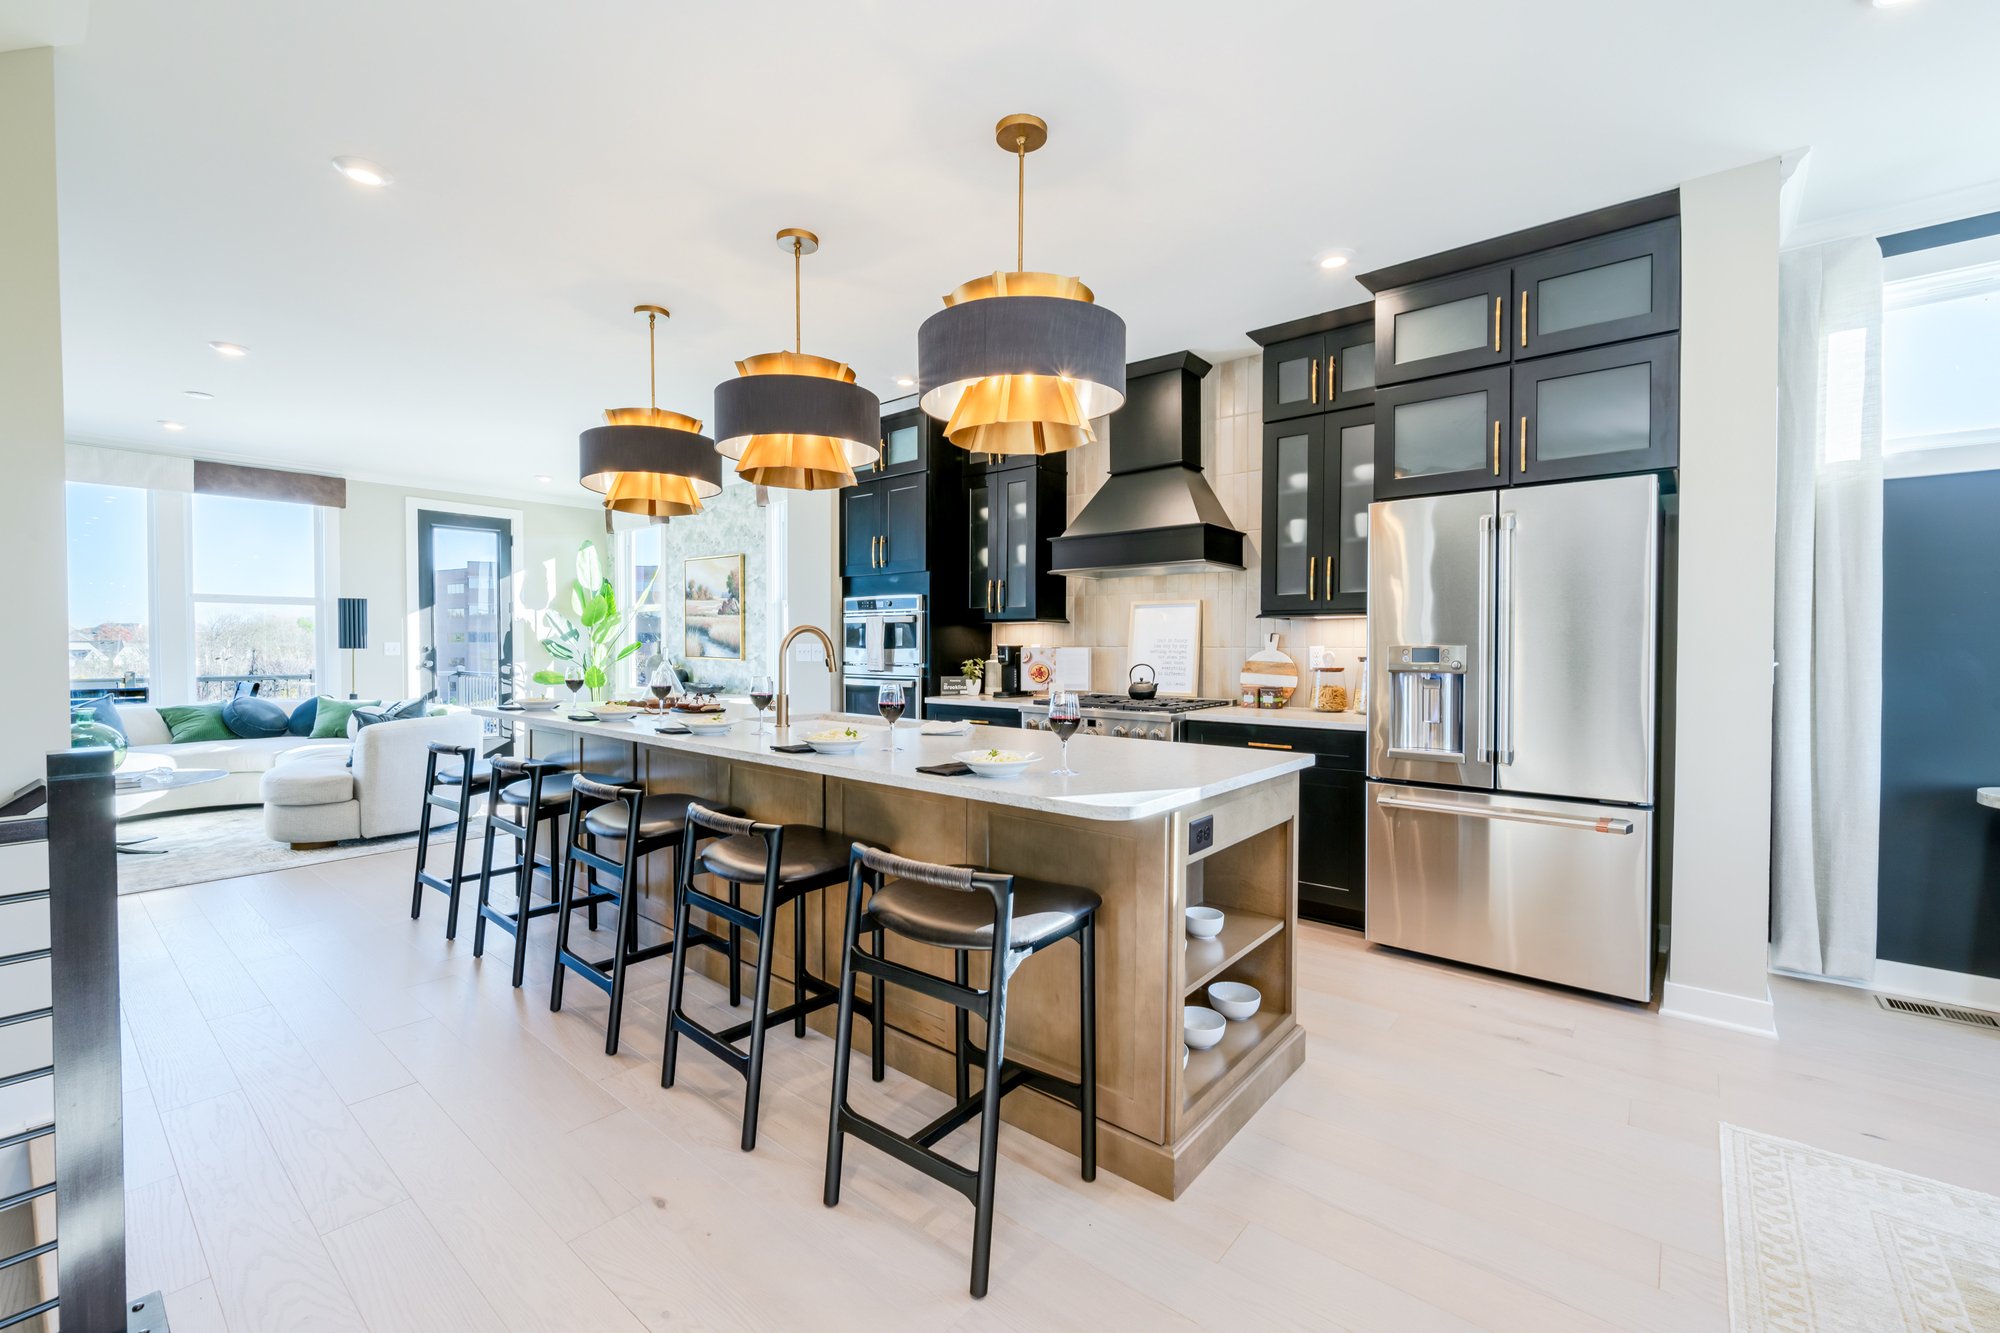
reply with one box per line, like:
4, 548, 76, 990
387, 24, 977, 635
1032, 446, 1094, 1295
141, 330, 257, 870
683, 553, 745, 660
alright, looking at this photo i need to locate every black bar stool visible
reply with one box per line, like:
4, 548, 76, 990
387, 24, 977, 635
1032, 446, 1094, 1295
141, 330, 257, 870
469, 756, 570, 987
824, 845, 1099, 1299
409, 742, 492, 939
661, 804, 881, 1151
551, 777, 744, 1055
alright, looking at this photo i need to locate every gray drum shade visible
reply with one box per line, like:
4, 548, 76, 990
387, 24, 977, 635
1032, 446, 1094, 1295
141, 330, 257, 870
712, 373, 881, 457
578, 423, 723, 493
917, 295, 1128, 420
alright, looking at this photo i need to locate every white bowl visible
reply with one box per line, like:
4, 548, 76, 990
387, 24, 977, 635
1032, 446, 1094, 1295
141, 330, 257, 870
1185, 906, 1225, 939
1207, 981, 1262, 1022
955, 749, 1037, 779
681, 716, 734, 735
589, 704, 638, 720
1183, 1005, 1227, 1051
514, 698, 559, 712
805, 730, 868, 755
920, 719, 970, 736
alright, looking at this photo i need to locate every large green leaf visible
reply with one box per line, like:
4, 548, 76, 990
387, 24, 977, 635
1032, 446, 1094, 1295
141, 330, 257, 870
530, 669, 567, 685
584, 664, 606, 690
614, 642, 640, 661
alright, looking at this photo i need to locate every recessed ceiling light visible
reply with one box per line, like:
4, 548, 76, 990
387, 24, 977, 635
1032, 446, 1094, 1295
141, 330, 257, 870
895, 376, 915, 388
183, 389, 214, 400
331, 156, 393, 187
158, 420, 186, 432
1317, 248, 1355, 271
209, 341, 248, 357
1871, 0, 1918, 8
534, 475, 552, 485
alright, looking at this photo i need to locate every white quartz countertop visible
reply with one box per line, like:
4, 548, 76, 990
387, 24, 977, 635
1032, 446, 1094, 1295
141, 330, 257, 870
923, 696, 1368, 733
478, 707, 1311, 822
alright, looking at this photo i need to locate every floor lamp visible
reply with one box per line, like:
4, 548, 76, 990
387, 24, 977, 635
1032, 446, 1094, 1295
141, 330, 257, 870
337, 598, 368, 699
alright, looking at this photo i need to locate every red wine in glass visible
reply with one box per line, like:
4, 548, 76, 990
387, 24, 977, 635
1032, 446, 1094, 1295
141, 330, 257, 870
1048, 689, 1081, 775
749, 675, 774, 732
649, 682, 673, 713
564, 671, 586, 713
877, 683, 905, 749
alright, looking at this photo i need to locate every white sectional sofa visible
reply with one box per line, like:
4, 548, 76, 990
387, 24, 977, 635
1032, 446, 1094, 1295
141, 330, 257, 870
117, 698, 346, 815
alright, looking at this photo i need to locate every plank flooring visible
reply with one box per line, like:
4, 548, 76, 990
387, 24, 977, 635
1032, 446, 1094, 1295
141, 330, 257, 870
107, 844, 2000, 1331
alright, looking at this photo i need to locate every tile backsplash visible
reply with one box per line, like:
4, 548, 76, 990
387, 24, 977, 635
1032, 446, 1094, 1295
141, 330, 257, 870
990, 353, 1367, 710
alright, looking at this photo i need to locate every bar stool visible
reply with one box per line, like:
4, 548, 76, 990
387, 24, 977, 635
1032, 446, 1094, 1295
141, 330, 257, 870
824, 845, 1099, 1299
469, 756, 570, 987
661, 804, 881, 1151
551, 777, 744, 1055
409, 742, 493, 939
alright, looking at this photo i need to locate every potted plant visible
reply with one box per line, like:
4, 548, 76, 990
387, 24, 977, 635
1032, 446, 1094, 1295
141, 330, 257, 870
531, 542, 656, 702
949, 658, 985, 696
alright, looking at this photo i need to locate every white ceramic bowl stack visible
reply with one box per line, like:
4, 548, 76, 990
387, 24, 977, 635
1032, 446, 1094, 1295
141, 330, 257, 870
1183, 1005, 1226, 1051
1206, 981, 1262, 1022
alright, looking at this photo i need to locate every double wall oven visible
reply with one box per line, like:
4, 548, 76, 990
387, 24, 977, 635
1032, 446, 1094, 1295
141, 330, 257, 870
840, 594, 926, 719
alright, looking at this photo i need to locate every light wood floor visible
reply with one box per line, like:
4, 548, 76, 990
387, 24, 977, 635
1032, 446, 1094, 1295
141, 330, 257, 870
104, 844, 2000, 1332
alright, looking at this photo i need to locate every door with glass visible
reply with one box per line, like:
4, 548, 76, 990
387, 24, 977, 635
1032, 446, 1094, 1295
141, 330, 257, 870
1373, 367, 1511, 500
1320, 407, 1374, 613
1259, 417, 1326, 615
1511, 335, 1679, 483
1374, 264, 1513, 386
417, 510, 513, 712
1513, 220, 1679, 360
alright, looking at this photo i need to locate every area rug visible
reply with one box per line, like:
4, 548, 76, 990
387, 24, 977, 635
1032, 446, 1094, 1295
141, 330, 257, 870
1723, 1123, 2000, 1331
114, 806, 481, 895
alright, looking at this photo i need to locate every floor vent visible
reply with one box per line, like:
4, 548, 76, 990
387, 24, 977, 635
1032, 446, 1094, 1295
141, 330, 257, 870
1874, 993, 2000, 1031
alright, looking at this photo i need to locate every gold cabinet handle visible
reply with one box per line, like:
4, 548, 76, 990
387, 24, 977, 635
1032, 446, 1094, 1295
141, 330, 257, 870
1493, 295, 1502, 352
881, 533, 888, 565
998, 577, 1006, 607
986, 578, 993, 612
1309, 356, 1318, 405
1327, 354, 1337, 401
1247, 740, 1294, 750
1307, 555, 1317, 601
1520, 290, 1528, 347
1491, 420, 1501, 475
1519, 416, 1528, 473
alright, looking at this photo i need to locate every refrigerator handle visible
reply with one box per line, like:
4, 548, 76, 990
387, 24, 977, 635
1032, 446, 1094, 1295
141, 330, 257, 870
1375, 792, 1634, 835
1476, 514, 1495, 764
1496, 512, 1517, 766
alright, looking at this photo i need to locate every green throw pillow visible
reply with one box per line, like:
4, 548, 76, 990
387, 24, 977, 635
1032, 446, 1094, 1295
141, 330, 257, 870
308, 697, 380, 740
157, 704, 235, 744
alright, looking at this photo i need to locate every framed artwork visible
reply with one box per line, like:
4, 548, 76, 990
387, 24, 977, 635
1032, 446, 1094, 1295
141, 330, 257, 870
683, 554, 745, 660
1127, 599, 1203, 697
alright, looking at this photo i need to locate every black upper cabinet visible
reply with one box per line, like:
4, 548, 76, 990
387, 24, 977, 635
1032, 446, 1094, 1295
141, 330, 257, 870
878, 475, 926, 574
967, 456, 1065, 621
1324, 319, 1378, 409
1513, 335, 1679, 483
1375, 264, 1513, 387
867, 405, 930, 479
1260, 409, 1371, 616
965, 478, 993, 615
1514, 219, 1680, 360
840, 485, 883, 579
1373, 367, 1510, 501
1262, 332, 1325, 423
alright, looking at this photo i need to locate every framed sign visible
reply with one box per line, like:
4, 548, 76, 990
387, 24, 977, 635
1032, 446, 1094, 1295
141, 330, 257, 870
1127, 600, 1203, 697
683, 554, 746, 660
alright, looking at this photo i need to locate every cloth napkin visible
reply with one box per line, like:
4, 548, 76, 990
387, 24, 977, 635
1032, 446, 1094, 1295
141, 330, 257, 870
770, 743, 815, 754
915, 761, 974, 777
652, 724, 691, 734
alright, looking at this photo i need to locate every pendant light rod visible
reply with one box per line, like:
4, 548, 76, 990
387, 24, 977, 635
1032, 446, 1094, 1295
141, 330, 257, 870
995, 114, 1047, 274
633, 303, 670, 411
774, 228, 819, 355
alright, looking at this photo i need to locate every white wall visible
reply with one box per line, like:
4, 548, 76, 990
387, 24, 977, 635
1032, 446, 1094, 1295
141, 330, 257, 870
780, 489, 838, 714
0, 47, 71, 785
1662, 157, 1784, 1035
337, 480, 605, 702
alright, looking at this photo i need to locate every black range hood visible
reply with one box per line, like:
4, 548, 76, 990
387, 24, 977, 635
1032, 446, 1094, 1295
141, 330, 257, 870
1047, 351, 1245, 578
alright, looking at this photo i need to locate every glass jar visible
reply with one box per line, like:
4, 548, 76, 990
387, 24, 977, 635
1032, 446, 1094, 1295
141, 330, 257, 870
1311, 666, 1349, 713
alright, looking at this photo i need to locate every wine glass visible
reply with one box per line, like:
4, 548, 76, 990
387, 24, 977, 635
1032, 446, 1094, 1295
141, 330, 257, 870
648, 677, 674, 715
563, 666, 587, 715
1047, 688, 1081, 776
749, 675, 775, 734
876, 682, 906, 749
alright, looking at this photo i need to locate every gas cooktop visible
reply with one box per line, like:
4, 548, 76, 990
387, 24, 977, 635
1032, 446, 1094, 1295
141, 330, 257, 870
1066, 694, 1234, 715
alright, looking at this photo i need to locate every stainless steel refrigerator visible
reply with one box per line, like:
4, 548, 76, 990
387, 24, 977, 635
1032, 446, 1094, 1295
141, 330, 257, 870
1365, 473, 1660, 1001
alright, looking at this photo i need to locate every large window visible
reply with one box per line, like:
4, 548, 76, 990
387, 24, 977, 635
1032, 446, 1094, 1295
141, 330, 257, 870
624, 525, 667, 687
1884, 253, 2000, 470
191, 494, 321, 700
65, 482, 151, 692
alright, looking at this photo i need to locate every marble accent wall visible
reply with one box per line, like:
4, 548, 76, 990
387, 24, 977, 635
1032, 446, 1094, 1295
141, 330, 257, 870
991, 353, 1367, 711
656, 482, 770, 694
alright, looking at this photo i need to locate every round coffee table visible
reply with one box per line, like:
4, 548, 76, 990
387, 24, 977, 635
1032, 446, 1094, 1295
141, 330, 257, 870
1978, 787, 2000, 811
116, 767, 227, 855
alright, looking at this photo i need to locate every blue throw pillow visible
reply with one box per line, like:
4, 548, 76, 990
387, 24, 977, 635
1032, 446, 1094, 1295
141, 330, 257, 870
287, 695, 322, 737
222, 695, 289, 739
81, 695, 128, 740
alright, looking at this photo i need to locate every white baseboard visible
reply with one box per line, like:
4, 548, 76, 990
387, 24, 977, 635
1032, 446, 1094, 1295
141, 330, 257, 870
1660, 979, 1779, 1037
1868, 959, 2000, 1013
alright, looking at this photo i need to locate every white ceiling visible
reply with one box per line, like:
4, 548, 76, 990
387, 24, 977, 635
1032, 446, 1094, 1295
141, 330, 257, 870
51, 0, 2000, 505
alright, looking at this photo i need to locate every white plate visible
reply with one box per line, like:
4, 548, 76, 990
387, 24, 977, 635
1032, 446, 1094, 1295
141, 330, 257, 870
589, 706, 638, 720
955, 749, 1037, 779
1183, 1005, 1226, 1051
805, 732, 868, 755
920, 720, 970, 736
513, 699, 560, 712
682, 717, 734, 735
1207, 981, 1262, 1022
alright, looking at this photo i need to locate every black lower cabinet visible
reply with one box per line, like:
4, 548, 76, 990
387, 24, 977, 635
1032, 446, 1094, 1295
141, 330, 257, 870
926, 701, 1022, 728
1181, 720, 1364, 928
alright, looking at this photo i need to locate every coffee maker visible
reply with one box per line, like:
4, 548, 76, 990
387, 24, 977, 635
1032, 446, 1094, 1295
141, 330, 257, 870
991, 645, 1026, 697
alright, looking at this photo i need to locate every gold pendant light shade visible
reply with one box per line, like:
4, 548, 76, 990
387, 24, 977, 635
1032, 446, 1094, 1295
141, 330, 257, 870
918, 116, 1125, 456
578, 308, 721, 519
713, 231, 880, 491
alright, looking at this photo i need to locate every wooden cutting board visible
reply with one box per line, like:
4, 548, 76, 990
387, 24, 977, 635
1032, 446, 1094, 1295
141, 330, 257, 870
1240, 635, 1298, 707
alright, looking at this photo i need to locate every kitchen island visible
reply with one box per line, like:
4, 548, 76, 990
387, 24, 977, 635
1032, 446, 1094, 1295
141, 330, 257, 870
476, 706, 1311, 1198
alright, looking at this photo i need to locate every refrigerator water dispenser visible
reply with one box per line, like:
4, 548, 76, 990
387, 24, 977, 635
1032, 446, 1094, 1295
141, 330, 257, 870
1385, 645, 1466, 763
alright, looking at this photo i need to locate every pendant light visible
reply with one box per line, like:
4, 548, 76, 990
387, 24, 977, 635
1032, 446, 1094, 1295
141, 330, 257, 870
713, 229, 881, 491
918, 114, 1126, 456
578, 304, 723, 521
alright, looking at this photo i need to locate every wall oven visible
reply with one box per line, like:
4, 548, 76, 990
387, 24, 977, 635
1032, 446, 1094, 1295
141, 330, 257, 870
840, 594, 925, 720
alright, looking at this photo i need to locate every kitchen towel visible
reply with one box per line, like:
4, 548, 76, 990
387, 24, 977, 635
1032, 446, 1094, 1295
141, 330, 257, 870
915, 762, 974, 777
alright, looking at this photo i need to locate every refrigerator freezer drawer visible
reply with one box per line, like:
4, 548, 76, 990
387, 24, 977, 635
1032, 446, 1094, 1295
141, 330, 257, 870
1365, 783, 1654, 1001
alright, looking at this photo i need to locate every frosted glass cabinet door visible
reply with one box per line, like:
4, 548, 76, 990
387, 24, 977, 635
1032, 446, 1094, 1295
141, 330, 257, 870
1261, 332, 1325, 423
1374, 264, 1513, 386
1373, 367, 1510, 500
966, 482, 992, 613
1329, 410, 1375, 606
1512, 335, 1679, 482
1260, 417, 1326, 614
1513, 219, 1680, 359
1326, 320, 1377, 409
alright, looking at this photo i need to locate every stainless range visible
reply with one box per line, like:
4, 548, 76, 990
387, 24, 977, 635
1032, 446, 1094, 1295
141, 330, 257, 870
1017, 693, 1233, 742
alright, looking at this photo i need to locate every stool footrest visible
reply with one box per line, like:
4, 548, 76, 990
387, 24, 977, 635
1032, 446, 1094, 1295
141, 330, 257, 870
960, 1041, 1088, 1112
836, 1105, 979, 1205
416, 868, 483, 896
853, 952, 991, 1021
682, 887, 761, 932
711, 980, 842, 1045
911, 1066, 1032, 1148
476, 899, 559, 938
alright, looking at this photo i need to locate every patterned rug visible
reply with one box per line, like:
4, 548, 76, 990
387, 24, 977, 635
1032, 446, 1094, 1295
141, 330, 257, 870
114, 805, 478, 895
1723, 1124, 2000, 1331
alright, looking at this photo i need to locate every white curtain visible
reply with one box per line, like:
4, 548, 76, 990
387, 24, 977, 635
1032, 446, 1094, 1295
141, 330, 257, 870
1770, 239, 1884, 981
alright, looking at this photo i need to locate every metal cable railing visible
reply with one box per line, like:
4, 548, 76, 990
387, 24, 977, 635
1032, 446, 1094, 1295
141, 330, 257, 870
0, 750, 167, 1331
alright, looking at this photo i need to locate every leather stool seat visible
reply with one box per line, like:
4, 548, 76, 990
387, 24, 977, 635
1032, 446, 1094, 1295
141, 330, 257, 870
496, 770, 622, 812
433, 758, 494, 789
583, 795, 743, 843
866, 875, 1101, 953
699, 825, 849, 884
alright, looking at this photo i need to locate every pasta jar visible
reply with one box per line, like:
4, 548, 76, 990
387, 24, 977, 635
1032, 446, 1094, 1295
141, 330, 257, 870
1311, 666, 1349, 713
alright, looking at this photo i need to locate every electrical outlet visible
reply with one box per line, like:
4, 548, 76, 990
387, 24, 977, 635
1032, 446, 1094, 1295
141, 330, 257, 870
1307, 645, 1328, 670
1188, 815, 1214, 855
384, 641, 401, 657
